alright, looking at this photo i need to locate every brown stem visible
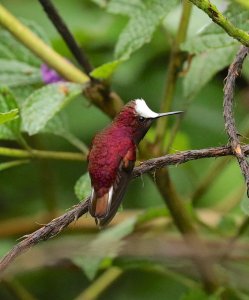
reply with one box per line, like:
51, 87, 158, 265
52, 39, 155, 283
154, 169, 220, 293
155, 169, 194, 234
223, 45, 249, 196
133, 144, 249, 178
0, 198, 89, 275
1, 143, 247, 276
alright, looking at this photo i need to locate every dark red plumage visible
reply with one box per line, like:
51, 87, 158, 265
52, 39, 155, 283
87, 99, 183, 226
88, 125, 136, 197
88, 101, 137, 226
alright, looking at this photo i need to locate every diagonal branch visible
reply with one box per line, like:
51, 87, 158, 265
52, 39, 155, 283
0, 198, 89, 276
38, 0, 93, 75
0, 5, 123, 118
223, 45, 249, 196
1, 143, 249, 275
189, 0, 249, 47
0, 4, 89, 83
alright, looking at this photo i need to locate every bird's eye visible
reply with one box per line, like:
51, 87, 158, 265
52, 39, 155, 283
138, 116, 145, 122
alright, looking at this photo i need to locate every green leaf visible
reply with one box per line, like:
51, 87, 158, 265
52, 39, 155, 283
12, 85, 39, 104
0, 87, 22, 141
73, 217, 137, 279
0, 109, 18, 125
182, 4, 249, 99
74, 173, 91, 201
0, 126, 16, 140
21, 82, 83, 135
0, 19, 48, 91
183, 46, 239, 99
43, 114, 88, 153
112, 0, 178, 60
90, 60, 121, 80
91, 0, 108, 8
91, 0, 178, 80
0, 18, 49, 66
0, 28, 40, 67
107, 0, 144, 17
0, 159, 29, 172
0, 59, 41, 88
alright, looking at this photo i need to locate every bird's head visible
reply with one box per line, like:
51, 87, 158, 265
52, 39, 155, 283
114, 99, 183, 144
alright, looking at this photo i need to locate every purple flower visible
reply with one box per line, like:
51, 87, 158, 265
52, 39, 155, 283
41, 64, 65, 84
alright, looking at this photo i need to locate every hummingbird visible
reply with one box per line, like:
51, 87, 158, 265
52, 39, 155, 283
87, 99, 182, 227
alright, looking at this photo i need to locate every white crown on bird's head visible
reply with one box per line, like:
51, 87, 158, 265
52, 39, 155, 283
134, 98, 183, 119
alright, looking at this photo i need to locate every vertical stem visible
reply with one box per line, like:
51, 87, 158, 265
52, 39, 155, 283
75, 267, 122, 300
149, 2, 221, 292
38, 0, 93, 74
155, 0, 192, 153
155, 169, 221, 293
155, 169, 194, 234
2, 278, 37, 300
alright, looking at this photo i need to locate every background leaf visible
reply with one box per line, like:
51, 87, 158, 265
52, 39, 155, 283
0, 87, 22, 141
0, 18, 49, 92
21, 82, 83, 135
0, 109, 18, 125
111, 0, 178, 60
0, 18, 49, 66
91, 0, 178, 79
0, 59, 41, 88
43, 114, 88, 152
90, 60, 121, 80
73, 217, 137, 279
181, 3, 249, 99
74, 172, 91, 201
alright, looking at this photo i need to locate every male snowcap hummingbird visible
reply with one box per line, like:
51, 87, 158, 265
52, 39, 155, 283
88, 99, 182, 226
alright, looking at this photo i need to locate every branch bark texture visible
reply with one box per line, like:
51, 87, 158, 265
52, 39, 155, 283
1, 144, 249, 275
223, 45, 249, 195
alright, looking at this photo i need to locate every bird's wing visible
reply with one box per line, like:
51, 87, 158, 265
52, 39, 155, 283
90, 147, 135, 227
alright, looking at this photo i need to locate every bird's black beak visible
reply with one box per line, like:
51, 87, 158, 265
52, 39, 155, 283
154, 111, 184, 119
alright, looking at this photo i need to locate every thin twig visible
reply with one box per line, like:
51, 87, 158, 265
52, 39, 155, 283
0, 147, 86, 161
38, 0, 93, 75
1, 144, 249, 275
0, 198, 90, 275
75, 267, 123, 300
190, 0, 249, 47
133, 144, 249, 178
223, 45, 249, 196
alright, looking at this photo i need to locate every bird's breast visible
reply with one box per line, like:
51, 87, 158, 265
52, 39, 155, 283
88, 129, 135, 195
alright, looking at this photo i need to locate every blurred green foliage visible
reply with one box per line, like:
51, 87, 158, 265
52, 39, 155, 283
1, 0, 249, 299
